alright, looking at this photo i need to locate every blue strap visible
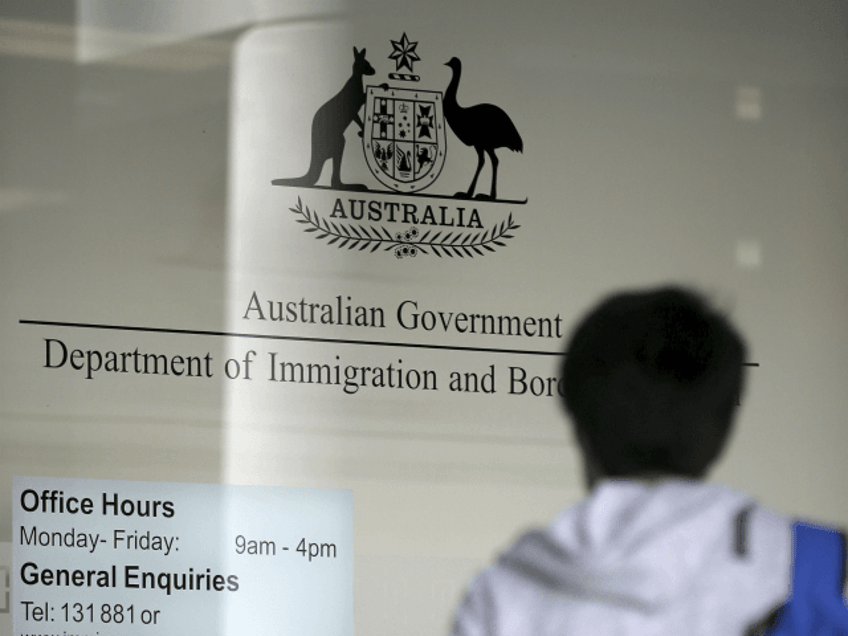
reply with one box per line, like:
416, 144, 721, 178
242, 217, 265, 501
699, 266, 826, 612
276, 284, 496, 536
771, 522, 848, 635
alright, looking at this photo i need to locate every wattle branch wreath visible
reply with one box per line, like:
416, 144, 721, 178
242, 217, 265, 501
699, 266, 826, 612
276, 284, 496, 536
290, 197, 520, 258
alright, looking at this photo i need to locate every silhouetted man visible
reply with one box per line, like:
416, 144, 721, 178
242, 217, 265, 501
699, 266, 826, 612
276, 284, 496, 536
449, 286, 846, 636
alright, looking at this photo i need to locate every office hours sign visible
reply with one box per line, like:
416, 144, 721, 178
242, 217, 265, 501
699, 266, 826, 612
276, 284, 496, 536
13, 476, 353, 636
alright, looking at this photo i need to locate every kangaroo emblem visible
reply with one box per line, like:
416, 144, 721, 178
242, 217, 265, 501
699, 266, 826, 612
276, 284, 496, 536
273, 47, 385, 191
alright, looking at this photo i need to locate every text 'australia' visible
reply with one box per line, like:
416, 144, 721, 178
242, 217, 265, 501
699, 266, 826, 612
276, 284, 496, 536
330, 198, 483, 229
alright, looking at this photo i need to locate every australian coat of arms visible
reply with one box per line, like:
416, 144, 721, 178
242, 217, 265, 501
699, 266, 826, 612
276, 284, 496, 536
364, 86, 446, 193
272, 33, 525, 259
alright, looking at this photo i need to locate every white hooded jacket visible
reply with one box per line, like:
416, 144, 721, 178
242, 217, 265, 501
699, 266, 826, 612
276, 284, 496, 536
449, 478, 796, 636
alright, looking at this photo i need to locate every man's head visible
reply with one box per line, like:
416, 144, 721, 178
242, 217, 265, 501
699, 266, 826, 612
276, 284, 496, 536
561, 286, 747, 488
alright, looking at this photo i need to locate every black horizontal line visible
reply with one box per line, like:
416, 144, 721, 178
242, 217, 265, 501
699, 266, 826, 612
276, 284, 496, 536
19, 319, 561, 356
18, 319, 761, 366
270, 182, 529, 206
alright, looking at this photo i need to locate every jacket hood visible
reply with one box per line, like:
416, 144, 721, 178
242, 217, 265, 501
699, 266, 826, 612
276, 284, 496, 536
498, 478, 754, 612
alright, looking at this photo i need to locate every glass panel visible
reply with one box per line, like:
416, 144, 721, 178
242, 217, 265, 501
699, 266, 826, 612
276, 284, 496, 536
2, 2, 846, 635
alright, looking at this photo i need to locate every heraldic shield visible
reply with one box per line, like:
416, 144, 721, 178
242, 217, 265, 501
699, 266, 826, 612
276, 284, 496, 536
363, 86, 447, 193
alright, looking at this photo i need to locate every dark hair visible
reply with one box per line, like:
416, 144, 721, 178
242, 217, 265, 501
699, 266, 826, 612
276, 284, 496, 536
561, 286, 747, 479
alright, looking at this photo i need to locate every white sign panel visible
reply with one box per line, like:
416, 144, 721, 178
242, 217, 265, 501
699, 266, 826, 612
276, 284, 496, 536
13, 476, 352, 636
